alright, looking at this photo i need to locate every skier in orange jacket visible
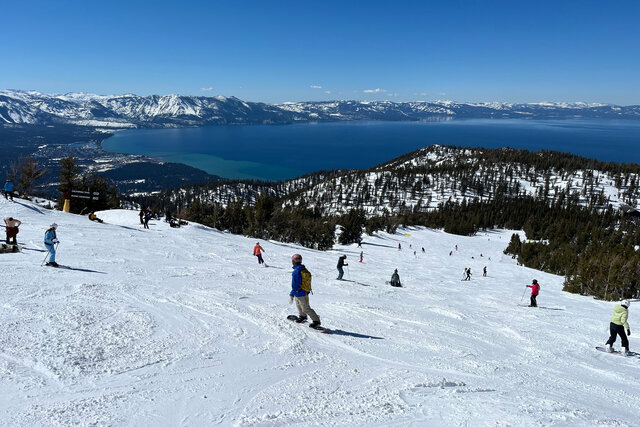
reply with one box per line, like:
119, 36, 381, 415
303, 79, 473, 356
253, 242, 266, 265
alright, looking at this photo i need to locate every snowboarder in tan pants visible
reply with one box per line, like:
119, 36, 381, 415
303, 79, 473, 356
289, 254, 321, 328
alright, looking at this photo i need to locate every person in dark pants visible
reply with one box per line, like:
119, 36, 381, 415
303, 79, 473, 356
605, 300, 631, 355
139, 208, 145, 224
527, 279, 540, 307
253, 242, 265, 265
143, 209, 151, 229
336, 255, 348, 280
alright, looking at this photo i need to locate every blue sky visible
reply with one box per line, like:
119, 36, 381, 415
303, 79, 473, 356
2, 0, 639, 104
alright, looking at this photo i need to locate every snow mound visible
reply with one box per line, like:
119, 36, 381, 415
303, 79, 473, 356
0, 197, 638, 425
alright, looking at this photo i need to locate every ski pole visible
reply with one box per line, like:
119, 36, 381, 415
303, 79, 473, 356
41, 245, 52, 266
41, 242, 58, 266
520, 286, 528, 303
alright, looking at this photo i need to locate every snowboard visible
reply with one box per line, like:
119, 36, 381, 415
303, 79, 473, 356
595, 346, 639, 357
286, 315, 330, 333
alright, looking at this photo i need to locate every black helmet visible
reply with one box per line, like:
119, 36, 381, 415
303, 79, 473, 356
532, 279, 538, 284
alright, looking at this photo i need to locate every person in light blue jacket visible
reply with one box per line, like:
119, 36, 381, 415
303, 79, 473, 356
4, 179, 14, 200
44, 223, 59, 267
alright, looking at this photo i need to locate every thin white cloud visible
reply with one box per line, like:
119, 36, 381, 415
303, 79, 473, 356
310, 85, 322, 89
200, 87, 214, 92
324, 90, 332, 94
363, 88, 386, 93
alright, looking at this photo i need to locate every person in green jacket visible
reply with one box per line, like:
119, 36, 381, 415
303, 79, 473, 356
605, 300, 631, 355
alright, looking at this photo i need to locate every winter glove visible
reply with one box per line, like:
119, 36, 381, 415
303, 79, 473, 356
627, 329, 631, 336
289, 295, 294, 305
53, 239, 59, 244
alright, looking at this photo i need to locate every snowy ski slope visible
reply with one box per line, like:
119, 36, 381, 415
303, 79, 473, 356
0, 197, 638, 426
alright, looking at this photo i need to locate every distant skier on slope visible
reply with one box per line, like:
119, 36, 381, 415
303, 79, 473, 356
143, 209, 151, 229
289, 254, 321, 328
605, 300, 631, 355
390, 269, 402, 287
398, 243, 402, 250
483, 266, 487, 277
527, 279, 540, 307
44, 223, 59, 267
337, 255, 348, 280
4, 179, 14, 200
465, 268, 472, 281
253, 242, 266, 265
359, 251, 363, 263
4, 217, 21, 245
139, 208, 145, 224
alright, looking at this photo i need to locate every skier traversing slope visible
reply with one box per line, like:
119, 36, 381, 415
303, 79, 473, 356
605, 300, 631, 355
289, 254, 321, 329
44, 223, 59, 267
527, 279, 540, 307
253, 242, 265, 265
337, 255, 348, 280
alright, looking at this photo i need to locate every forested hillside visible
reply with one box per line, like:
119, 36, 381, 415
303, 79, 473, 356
128, 145, 640, 301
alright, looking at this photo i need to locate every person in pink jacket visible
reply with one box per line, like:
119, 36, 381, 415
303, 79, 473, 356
527, 279, 540, 307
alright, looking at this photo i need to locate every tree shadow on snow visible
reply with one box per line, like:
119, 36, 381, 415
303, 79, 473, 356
59, 266, 107, 274
21, 246, 47, 253
13, 200, 47, 215
328, 329, 384, 339
340, 279, 370, 287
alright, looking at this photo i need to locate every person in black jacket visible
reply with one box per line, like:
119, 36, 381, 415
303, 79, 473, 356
337, 255, 348, 280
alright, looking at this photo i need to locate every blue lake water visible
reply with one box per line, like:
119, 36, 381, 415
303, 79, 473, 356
103, 119, 640, 181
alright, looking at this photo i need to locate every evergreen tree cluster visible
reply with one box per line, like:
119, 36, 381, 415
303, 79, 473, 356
57, 157, 119, 213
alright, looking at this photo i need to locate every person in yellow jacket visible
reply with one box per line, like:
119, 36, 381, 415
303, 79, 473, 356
605, 300, 631, 355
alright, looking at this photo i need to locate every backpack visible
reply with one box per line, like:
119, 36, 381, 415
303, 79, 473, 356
300, 267, 313, 294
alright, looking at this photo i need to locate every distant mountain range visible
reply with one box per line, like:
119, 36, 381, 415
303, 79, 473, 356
2, 90, 639, 128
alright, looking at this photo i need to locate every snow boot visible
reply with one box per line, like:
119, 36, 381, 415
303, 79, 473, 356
623, 348, 630, 356
46, 262, 59, 268
295, 315, 307, 323
309, 321, 321, 329
606, 344, 613, 353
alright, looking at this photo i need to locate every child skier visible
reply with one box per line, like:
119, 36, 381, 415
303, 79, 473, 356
253, 242, 266, 265
527, 279, 540, 307
337, 255, 348, 280
605, 300, 631, 355
289, 254, 321, 328
359, 251, 363, 263
44, 223, 59, 267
